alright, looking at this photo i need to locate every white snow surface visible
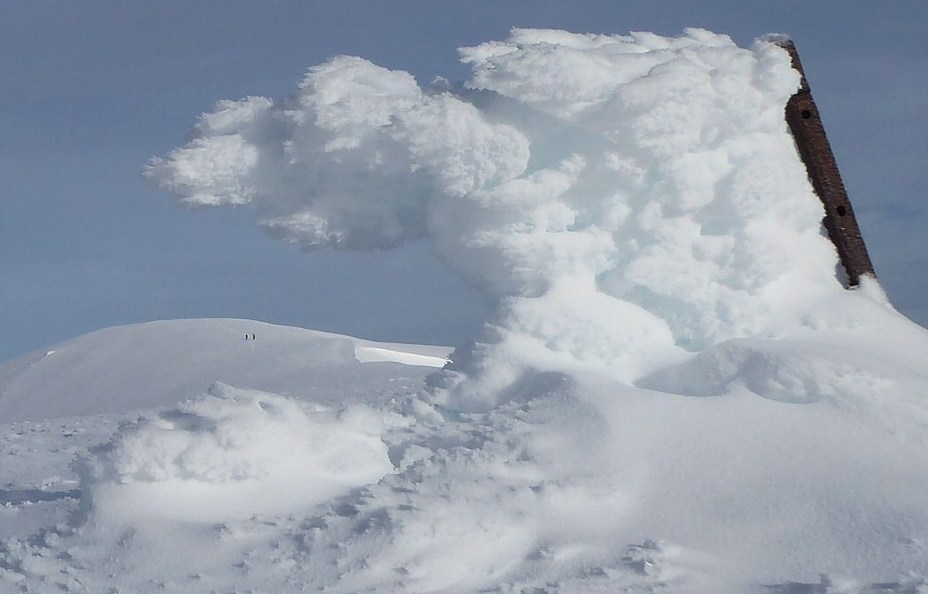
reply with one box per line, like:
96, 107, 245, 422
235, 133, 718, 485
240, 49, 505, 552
82, 383, 395, 523
3, 28, 928, 593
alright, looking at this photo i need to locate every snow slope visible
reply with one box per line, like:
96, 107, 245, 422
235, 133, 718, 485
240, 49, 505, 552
0, 319, 448, 553
3, 28, 928, 593
3, 309, 928, 593
0, 318, 449, 422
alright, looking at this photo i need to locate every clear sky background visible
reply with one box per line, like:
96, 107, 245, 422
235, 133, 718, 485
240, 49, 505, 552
2, 1, 926, 362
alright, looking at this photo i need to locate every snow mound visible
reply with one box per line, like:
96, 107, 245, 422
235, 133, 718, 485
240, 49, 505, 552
0, 318, 450, 422
80, 383, 395, 523
640, 279, 928, 404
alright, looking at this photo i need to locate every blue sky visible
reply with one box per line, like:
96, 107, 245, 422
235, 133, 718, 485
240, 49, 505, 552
2, 1, 926, 362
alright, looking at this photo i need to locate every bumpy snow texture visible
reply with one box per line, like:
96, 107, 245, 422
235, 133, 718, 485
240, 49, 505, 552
3, 28, 928, 594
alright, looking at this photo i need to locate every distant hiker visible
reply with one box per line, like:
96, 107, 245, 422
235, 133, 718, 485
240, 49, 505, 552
252, 333, 256, 340
245, 334, 249, 340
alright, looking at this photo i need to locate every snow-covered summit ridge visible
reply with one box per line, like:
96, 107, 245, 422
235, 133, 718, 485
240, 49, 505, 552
0, 318, 449, 422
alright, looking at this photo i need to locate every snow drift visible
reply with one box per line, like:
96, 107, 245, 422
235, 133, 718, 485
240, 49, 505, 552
80, 383, 395, 523
3, 27, 928, 593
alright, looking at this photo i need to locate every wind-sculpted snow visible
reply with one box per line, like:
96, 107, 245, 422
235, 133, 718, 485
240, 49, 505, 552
145, 28, 846, 409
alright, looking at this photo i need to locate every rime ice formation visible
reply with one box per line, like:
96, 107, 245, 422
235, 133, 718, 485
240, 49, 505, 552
144, 28, 848, 410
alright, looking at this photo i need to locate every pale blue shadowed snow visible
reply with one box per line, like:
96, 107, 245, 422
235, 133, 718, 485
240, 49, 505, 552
0, 318, 450, 423
4, 28, 928, 593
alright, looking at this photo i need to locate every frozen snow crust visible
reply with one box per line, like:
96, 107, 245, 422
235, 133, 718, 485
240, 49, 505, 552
3, 28, 928, 593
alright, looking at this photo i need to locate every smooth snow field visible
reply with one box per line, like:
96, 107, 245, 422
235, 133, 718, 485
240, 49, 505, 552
4, 28, 928, 593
